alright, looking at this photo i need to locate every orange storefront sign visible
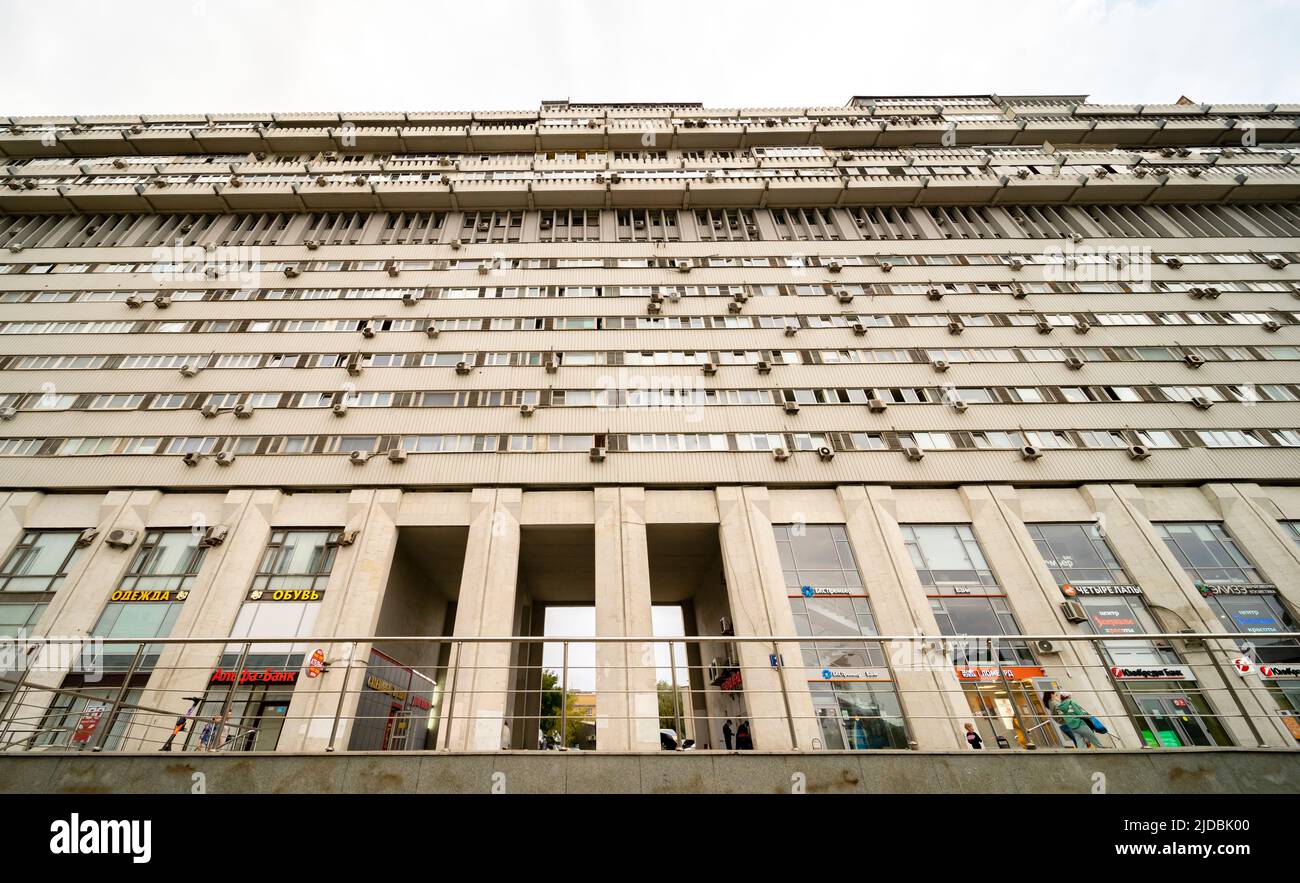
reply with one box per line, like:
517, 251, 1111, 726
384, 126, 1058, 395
955, 666, 1046, 682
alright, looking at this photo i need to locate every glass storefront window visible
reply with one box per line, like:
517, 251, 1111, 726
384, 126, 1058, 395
119, 530, 206, 592
1153, 522, 1263, 585
0, 530, 84, 593
899, 524, 998, 589
1026, 522, 1126, 585
251, 530, 339, 594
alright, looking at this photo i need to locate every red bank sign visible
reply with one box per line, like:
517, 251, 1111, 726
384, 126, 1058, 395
209, 667, 300, 686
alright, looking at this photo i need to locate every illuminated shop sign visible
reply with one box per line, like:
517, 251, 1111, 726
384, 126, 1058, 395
110, 589, 188, 602
1195, 583, 1278, 597
1086, 608, 1142, 636
1110, 665, 1195, 681
247, 589, 322, 602
1061, 583, 1142, 597
365, 674, 432, 709
815, 667, 890, 682
955, 666, 1046, 682
209, 667, 300, 686
1260, 665, 1300, 680
1225, 606, 1284, 633
798, 584, 854, 598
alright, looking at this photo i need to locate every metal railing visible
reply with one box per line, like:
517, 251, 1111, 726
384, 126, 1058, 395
1, 631, 1297, 754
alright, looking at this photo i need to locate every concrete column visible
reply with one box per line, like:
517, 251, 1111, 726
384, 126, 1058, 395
1086, 484, 1287, 748
445, 488, 522, 751
290, 489, 402, 752
714, 486, 819, 750
593, 487, 659, 751
975, 486, 1139, 748
861, 486, 970, 749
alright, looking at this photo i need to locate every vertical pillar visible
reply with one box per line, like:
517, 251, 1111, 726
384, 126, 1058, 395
842, 486, 968, 749
446, 488, 522, 751
594, 487, 659, 751
714, 486, 819, 750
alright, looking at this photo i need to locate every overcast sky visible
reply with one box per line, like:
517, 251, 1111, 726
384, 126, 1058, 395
3, 0, 1299, 116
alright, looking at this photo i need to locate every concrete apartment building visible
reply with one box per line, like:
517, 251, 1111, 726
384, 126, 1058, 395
0, 95, 1299, 762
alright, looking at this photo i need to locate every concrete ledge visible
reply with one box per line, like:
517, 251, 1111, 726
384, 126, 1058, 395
2, 749, 1298, 794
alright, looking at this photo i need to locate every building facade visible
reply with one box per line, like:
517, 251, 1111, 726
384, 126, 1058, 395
1, 95, 1299, 754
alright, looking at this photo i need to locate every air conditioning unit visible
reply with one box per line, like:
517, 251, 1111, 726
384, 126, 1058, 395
305, 239, 319, 250
520, 403, 537, 416
816, 446, 835, 462
879, 261, 892, 273
589, 446, 607, 462
782, 401, 800, 415
903, 445, 925, 461
851, 322, 867, 336
1268, 257, 1289, 270
1060, 600, 1088, 623
1164, 257, 1183, 269
284, 266, 301, 278
675, 260, 692, 273
772, 446, 791, 461
153, 294, 171, 308
1073, 319, 1090, 334
702, 361, 717, 376
1188, 287, 1206, 299
215, 451, 236, 466
425, 322, 440, 339
477, 261, 492, 275
783, 324, 798, 337
1183, 353, 1204, 368
868, 397, 887, 413
828, 261, 842, 273
727, 300, 743, 313
947, 320, 964, 335
450, 238, 463, 250
180, 364, 199, 377
0, 406, 15, 421
200, 404, 219, 418
931, 358, 950, 372
1036, 318, 1053, 334
385, 261, 400, 278
76, 528, 99, 547
926, 287, 943, 301
543, 357, 558, 373
1035, 639, 1059, 654
1202, 287, 1221, 300
647, 301, 662, 314
1263, 319, 1281, 332
182, 452, 202, 466
836, 290, 854, 304
387, 447, 407, 463
105, 528, 139, 549
346, 354, 362, 376
1020, 445, 1042, 461
951, 399, 969, 413
756, 359, 772, 374
1127, 444, 1151, 461
1190, 395, 1213, 410
332, 402, 348, 417
198, 525, 229, 547
125, 294, 144, 308
360, 321, 375, 339
1008, 259, 1024, 271
335, 528, 360, 546
348, 450, 370, 465
1065, 355, 1084, 370
455, 361, 471, 375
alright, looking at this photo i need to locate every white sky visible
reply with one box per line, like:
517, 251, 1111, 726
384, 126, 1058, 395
3, 0, 1299, 115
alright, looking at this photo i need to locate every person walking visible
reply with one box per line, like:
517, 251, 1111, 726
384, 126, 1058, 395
1045, 690, 1103, 748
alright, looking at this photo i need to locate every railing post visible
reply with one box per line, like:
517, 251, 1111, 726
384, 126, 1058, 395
440, 640, 462, 751
774, 640, 799, 750
326, 641, 358, 753
213, 641, 251, 752
93, 641, 146, 752
668, 641, 682, 744
560, 640, 569, 750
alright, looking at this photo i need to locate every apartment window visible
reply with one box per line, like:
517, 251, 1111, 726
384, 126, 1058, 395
1153, 522, 1263, 586
118, 530, 207, 593
0, 531, 85, 593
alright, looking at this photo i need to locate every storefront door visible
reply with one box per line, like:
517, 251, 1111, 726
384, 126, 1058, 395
964, 682, 1063, 748
251, 700, 288, 751
1134, 694, 1212, 747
